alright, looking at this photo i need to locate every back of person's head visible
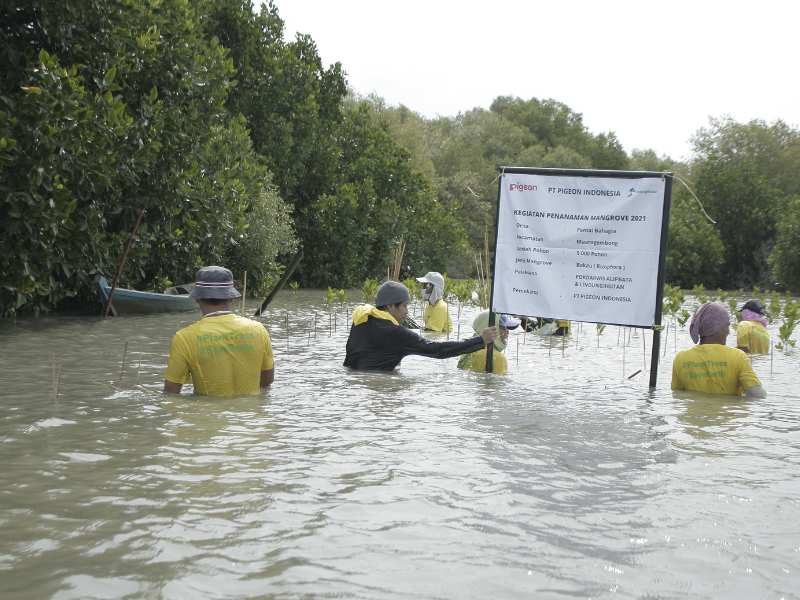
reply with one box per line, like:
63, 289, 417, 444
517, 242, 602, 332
375, 281, 410, 309
689, 302, 730, 343
740, 299, 765, 315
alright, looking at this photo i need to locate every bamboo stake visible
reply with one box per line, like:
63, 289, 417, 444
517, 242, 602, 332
770, 340, 774, 376
516, 337, 519, 365
119, 341, 129, 384
623, 335, 626, 378
241, 271, 247, 315
561, 331, 566, 357
51, 353, 61, 401
642, 329, 647, 372
285, 311, 289, 352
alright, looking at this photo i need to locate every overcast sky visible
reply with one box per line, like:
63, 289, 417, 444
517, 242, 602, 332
275, 0, 798, 161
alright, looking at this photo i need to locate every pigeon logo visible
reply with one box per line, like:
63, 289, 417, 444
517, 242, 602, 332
509, 183, 538, 192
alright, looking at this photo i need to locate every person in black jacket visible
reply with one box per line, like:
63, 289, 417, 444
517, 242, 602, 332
344, 281, 496, 371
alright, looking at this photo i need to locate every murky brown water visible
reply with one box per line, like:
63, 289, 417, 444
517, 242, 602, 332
1, 291, 798, 599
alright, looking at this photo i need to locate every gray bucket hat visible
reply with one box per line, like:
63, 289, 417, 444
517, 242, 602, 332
190, 266, 241, 300
375, 281, 410, 307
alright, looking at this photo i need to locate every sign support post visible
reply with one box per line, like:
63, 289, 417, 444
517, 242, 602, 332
648, 175, 673, 387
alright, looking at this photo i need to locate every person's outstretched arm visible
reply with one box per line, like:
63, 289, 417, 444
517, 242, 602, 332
398, 327, 496, 359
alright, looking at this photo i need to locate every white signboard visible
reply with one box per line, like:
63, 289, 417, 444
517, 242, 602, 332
492, 172, 667, 327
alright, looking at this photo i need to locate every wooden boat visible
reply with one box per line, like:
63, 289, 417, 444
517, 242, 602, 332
97, 275, 196, 315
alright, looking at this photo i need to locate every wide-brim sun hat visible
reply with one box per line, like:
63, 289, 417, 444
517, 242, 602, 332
472, 311, 521, 331
190, 266, 242, 300
499, 314, 521, 330
415, 271, 445, 290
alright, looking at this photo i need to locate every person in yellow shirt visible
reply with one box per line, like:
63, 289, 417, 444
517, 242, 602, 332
736, 299, 770, 354
458, 311, 520, 374
671, 302, 766, 398
416, 271, 452, 333
164, 266, 274, 397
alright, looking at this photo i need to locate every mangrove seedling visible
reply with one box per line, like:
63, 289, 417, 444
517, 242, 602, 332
324, 287, 336, 307
728, 298, 739, 322
769, 291, 782, 323
596, 323, 606, 348
691, 284, 708, 306
775, 300, 798, 351
361, 278, 379, 304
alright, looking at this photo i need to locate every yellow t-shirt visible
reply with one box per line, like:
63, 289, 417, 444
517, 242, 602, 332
671, 344, 761, 396
457, 347, 507, 374
736, 320, 770, 354
424, 300, 452, 333
165, 314, 274, 397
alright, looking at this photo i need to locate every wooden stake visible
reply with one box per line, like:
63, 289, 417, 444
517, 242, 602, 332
51, 353, 59, 401
119, 341, 129, 384
623, 336, 626, 378
104, 208, 146, 318
241, 271, 247, 315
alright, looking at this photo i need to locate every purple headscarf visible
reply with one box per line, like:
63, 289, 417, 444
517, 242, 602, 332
689, 302, 731, 344
742, 308, 769, 328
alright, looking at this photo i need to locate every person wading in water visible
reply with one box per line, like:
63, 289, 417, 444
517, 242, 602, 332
671, 302, 766, 398
344, 281, 496, 371
164, 266, 274, 396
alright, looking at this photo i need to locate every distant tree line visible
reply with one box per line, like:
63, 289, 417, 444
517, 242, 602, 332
372, 101, 800, 293
1, 1, 799, 318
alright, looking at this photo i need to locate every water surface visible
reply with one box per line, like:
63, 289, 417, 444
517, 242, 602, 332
1, 291, 798, 599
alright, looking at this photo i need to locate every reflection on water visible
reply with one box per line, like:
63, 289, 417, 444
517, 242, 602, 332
0, 291, 798, 599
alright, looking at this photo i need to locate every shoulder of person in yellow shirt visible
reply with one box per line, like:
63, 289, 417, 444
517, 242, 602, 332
457, 347, 507, 374
736, 320, 770, 354
424, 299, 452, 333
671, 344, 761, 396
